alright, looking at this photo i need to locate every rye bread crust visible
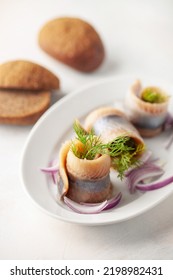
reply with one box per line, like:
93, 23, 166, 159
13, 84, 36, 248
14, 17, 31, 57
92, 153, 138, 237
0, 60, 59, 90
38, 17, 105, 72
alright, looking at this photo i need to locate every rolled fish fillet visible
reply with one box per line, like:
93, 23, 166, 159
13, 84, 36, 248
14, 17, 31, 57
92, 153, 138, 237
124, 80, 169, 137
84, 106, 144, 147
57, 140, 112, 203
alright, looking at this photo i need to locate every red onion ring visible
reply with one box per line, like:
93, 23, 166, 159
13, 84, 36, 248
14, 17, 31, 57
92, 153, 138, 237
136, 176, 173, 191
64, 192, 122, 214
64, 197, 108, 214
125, 162, 164, 193
125, 150, 152, 177
40, 165, 59, 184
103, 192, 122, 210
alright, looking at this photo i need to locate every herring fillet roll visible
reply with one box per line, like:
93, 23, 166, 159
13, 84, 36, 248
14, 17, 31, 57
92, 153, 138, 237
124, 80, 169, 137
57, 140, 111, 203
84, 106, 145, 178
85, 106, 144, 146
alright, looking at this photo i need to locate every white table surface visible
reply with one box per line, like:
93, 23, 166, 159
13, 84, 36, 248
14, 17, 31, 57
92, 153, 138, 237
0, 0, 173, 260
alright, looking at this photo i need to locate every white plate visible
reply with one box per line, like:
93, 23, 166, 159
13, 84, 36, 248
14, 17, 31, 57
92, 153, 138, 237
20, 76, 173, 226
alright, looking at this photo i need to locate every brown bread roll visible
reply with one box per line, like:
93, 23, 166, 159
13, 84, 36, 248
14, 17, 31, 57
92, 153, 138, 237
38, 17, 105, 72
0, 60, 60, 90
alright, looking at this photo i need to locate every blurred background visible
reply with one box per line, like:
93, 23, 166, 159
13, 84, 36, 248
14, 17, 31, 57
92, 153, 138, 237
1, 0, 173, 93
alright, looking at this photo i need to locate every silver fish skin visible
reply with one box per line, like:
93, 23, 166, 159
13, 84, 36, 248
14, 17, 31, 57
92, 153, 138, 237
93, 114, 140, 138
66, 173, 111, 203
84, 106, 144, 145
57, 140, 112, 203
125, 80, 169, 137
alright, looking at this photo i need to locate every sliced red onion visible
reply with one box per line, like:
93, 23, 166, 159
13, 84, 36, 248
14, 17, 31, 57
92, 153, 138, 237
125, 162, 164, 193
163, 113, 173, 131
164, 131, 173, 150
40, 165, 59, 173
64, 196, 108, 214
81, 192, 122, 211
162, 113, 173, 149
52, 171, 59, 184
40, 165, 59, 184
136, 176, 173, 191
103, 192, 122, 210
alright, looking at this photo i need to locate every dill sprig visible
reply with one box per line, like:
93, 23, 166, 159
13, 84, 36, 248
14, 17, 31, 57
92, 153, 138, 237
141, 87, 166, 103
71, 120, 145, 179
109, 137, 145, 179
71, 120, 103, 160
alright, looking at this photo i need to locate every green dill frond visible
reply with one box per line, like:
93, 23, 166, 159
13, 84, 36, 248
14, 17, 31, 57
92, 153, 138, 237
73, 119, 88, 144
71, 120, 145, 179
71, 120, 104, 160
141, 87, 166, 103
106, 136, 136, 157
107, 136, 145, 180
